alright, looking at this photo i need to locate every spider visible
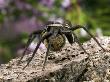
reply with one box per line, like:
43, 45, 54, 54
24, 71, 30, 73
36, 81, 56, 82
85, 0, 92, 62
18, 19, 106, 70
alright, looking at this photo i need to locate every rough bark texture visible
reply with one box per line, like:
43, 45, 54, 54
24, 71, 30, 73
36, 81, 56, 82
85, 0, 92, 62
0, 36, 110, 82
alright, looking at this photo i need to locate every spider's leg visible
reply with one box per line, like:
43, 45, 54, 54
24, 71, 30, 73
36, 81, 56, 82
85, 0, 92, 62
18, 33, 36, 65
80, 26, 106, 52
61, 30, 89, 55
23, 32, 52, 70
18, 30, 43, 65
64, 32, 74, 44
72, 31, 90, 56
69, 25, 106, 52
60, 30, 75, 44
42, 40, 51, 71
23, 38, 42, 69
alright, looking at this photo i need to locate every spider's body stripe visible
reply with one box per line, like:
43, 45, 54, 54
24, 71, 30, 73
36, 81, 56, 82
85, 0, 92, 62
47, 24, 63, 27
64, 24, 71, 28
65, 25, 70, 28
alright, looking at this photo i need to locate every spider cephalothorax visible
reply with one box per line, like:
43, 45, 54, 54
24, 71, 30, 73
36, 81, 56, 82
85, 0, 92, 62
43, 22, 70, 51
18, 19, 106, 70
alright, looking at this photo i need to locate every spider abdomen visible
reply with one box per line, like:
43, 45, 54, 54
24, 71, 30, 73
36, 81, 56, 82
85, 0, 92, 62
44, 34, 65, 51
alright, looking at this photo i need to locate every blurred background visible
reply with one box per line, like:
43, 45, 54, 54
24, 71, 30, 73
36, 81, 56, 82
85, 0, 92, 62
0, 0, 110, 64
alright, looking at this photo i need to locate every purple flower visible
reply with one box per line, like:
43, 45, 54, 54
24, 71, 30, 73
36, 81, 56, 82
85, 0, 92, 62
40, 0, 55, 8
14, 16, 43, 34
0, 0, 9, 9
29, 42, 47, 52
61, 0, 71, 8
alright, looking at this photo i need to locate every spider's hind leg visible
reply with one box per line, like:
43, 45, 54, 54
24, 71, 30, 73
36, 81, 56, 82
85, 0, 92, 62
70, 25, 106, 52
62, 20, 75, 44
61, 30, 89, 56
65, 32, 74, 45
72, 31, 90, 56
42, 40, 51, 71
18, 33, 36, 65
18, 30, 43, 65
23, 39, 42, 69
23, 32, 52, 70
81, 26, 106, 52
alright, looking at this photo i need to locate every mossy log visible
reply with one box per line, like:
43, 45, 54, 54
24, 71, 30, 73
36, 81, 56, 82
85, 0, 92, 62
0, 37, 110, 82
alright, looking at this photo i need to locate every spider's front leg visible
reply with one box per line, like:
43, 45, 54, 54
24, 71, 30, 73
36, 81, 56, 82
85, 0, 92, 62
42, 40, 51, 70
64, 32, 74, 45
23, 32, 52, 70
18, 31, 42, 65
72, 31, 90, 56
61, 30, 90, 56
69, 25, 106, 52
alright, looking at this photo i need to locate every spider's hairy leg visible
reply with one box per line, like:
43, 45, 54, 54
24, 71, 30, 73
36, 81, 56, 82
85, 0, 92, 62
23, 38, 42, 70
72, 31, 90, 56
18, 33, 36, 64
64, 32, 74, 44
69, 25, 106, 52
60, 30, 74, 44
61, 30, 89, 55
23, 32, 52, 70
18, 30, 43, 65
62, 20, 75, 44
42, 41, 51, 71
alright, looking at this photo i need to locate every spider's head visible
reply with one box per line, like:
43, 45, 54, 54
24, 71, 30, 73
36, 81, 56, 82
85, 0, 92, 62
44, 21, 64, 37
45, 19, 72, 32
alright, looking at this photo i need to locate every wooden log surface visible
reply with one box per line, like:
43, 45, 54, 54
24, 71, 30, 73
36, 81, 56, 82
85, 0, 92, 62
0, 36, 110, 82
